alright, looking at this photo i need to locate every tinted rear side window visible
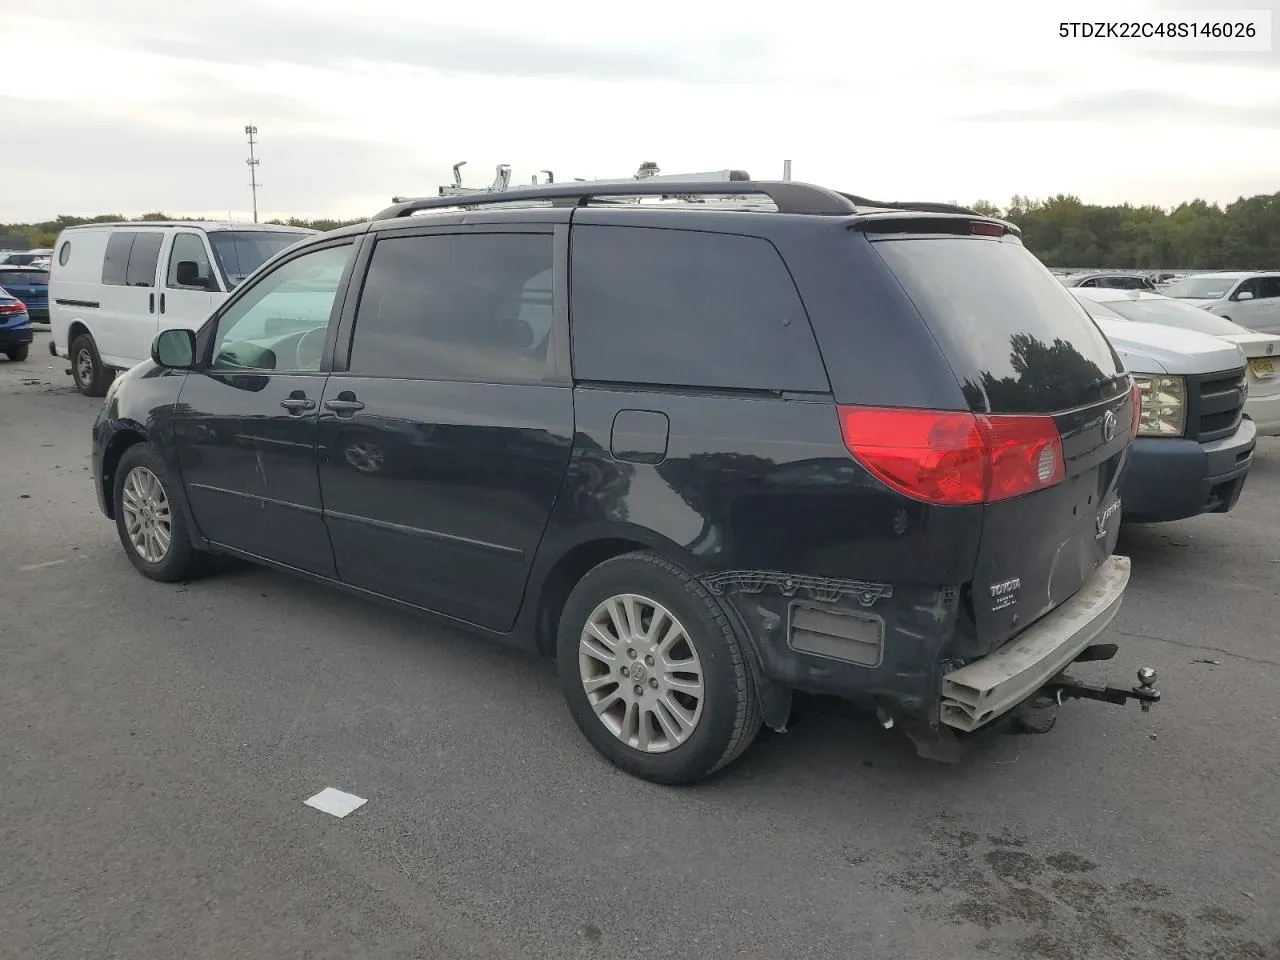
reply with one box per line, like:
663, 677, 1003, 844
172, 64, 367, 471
349, 232, 554, 383
570, 225, 829, 392
101, 232, 133, 286
125, 233, 163, 287
872, 237, 1125, 414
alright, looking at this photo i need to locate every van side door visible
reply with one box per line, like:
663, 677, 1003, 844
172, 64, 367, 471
159, 231, 219, 333
1249, 275, 1280, 334
96, 228, 165, 365
316, 221, 573, 631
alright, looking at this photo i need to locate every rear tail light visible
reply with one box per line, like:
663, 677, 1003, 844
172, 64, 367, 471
969, 221, 1005, 237
837, 406, 1065, 506
0, 302, 25, 316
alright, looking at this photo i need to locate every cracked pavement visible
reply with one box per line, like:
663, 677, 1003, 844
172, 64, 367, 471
2, 329, 1277, 960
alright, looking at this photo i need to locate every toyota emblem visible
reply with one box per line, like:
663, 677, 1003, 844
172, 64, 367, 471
1102, 409, 1118, 443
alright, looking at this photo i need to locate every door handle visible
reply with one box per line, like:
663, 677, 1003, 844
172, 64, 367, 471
149, 293, 155, 314
280, 397, 316, 413
323, 399, 365, 413
160, 292, 166, 314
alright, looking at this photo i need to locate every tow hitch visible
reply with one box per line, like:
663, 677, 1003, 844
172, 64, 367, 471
1009, 644, 1160, 736
1044, 665, 1161, 711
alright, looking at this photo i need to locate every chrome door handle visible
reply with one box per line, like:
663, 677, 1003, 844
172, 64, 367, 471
323, 399, 365, 413
280, 397, 315, 412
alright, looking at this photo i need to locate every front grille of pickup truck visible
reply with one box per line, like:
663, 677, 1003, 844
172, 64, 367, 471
1185, 368, 1246, 443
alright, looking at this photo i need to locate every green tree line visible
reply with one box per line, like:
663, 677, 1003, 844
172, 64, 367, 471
4, 191, 1278, 268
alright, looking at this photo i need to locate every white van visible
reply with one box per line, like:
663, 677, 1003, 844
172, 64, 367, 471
1162, 271, 1280, 335
48, 221, 316, 395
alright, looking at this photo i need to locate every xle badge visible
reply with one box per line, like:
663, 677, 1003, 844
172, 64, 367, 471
1096, 499, 1122, 540
989, 577, 1021, 612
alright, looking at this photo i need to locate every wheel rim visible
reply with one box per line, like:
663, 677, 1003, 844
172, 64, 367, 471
578, 594, 705, 754
121, 466, 172, 564
75, 348, 93, 385
344, 441, 383, 473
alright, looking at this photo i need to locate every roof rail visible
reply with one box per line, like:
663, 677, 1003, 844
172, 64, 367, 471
840, 194, 983, 216
372, 179, 857, 221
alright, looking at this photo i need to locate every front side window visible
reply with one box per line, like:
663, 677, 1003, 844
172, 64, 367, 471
210, 243, 353, 373
1254, 276, 1280, 300
1233, 279, 1260, 300
348, 232, 555, 383
166, 233, 215, 290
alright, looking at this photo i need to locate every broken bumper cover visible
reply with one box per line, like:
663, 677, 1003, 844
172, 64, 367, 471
940, 555, 1131, 732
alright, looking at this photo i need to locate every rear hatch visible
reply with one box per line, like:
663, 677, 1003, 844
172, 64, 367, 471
865, 221, 1135, 655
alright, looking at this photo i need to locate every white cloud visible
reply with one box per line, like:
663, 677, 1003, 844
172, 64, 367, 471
2, 0, 1276, 221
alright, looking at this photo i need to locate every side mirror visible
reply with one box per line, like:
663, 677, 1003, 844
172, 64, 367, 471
152, 328, 197, 370
1235, 290, 1255, 302
175, 260, 207, 288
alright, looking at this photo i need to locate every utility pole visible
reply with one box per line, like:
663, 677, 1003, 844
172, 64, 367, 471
244, 124, 261, 223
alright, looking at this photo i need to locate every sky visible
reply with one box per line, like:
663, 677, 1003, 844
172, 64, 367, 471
2, 0, 1277, 223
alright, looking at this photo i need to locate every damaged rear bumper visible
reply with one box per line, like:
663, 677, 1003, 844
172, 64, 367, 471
940, 555, 1131, 732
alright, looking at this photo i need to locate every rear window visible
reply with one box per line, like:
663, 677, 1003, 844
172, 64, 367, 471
872, 236, 1125, 414
210, 231, 312, 288
0, 270, 47, 284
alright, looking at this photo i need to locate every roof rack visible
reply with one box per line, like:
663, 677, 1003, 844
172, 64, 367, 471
374, 162, 856, 220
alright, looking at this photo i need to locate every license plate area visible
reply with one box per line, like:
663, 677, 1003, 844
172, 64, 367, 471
1250, 357, 1275, 379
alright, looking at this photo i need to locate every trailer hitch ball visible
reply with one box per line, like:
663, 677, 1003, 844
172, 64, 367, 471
1134, 666, 1158, 712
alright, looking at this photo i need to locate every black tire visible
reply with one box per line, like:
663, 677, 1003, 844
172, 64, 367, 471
4, 344, 28, 361
556, 551, 762, 785
112, 443, 207, 583
70, 332, 113, 397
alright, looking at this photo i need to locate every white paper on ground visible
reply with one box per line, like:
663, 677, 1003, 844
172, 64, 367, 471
304, 787, 368, 818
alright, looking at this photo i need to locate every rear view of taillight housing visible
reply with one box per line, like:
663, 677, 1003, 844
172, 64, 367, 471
837, 406, 1065, 506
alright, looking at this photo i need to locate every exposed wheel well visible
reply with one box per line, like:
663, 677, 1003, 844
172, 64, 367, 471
67, 321, 91, 353
100, 430, 146, 519
534, 537, 648, 657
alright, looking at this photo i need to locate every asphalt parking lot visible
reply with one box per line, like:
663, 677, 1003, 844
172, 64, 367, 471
2, 327, 1277, 960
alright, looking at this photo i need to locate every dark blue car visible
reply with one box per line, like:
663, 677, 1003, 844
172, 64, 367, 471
0, 288, 32, 361
0, 265, 48, 323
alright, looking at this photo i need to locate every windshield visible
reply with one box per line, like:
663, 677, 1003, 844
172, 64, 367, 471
209, 232, 312, 288
1100, 296, 1250, 336
1071, 293, 1125, 320
1163, 276, 1237, 300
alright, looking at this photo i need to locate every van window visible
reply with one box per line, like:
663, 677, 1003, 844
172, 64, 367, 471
871, 236, 1126, 413
101, 232, 134, 286
348, 232, 555, 383
210, 231, 313, 288
569, 225, 829, 392
1255, 276, 1280, 300
166, 233, 214, 289
125, 233, 163, 288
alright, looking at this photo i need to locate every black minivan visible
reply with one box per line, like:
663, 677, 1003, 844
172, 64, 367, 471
92, 176, 1158, 784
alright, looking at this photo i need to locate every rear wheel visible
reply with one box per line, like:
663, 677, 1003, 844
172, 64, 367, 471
4, 344, 27, 361
70, 333, 113, 397
112, 443, 207, 582
556, 551, 762, 784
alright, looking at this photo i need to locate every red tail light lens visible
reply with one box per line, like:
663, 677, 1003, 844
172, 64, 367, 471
1128, 380, 1141, 439
837, 406, 1065, 506
0, 301, 25, 316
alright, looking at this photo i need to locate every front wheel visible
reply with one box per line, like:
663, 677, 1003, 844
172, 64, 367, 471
112, 443, 207, 582
556, 551, 762, 784
4, 344, 28, 361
